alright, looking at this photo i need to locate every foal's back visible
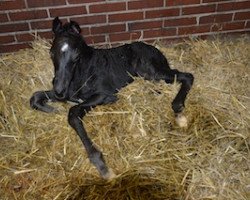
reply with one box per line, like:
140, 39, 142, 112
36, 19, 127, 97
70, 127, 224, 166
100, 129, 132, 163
92, 41, 171, 81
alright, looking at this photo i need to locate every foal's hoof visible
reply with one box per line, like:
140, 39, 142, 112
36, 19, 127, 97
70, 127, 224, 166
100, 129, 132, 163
175, 114, 188, 128
102, 168, 116, 180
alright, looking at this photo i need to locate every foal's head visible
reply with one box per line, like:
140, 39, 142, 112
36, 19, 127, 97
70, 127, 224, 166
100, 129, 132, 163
50, 17, 86, 100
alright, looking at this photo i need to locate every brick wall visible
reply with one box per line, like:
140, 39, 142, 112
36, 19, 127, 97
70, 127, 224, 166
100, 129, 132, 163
0, 0, 250, 53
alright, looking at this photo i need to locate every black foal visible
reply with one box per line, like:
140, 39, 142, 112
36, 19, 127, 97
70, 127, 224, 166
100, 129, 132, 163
30, 17, 194, 179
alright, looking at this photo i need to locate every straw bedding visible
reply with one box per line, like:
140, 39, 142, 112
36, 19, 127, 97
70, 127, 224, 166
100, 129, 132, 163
0, 35, 249, 200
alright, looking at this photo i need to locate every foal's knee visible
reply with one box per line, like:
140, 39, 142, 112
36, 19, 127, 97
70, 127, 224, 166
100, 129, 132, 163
68, 106, 88, 127
68, 106, 79, 127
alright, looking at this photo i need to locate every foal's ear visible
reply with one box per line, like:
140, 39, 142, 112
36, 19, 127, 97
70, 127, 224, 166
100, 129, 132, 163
69, 20, 81, 34
52, 17, 62, 34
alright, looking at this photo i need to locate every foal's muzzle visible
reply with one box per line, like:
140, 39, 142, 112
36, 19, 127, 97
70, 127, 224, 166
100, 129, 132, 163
54, 84, 68, 100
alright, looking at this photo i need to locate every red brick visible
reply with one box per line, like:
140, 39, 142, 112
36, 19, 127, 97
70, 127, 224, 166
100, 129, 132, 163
0, 35, 15, 44
109, 32, 141, 42
129, 20, 162, 31
0, 13, 9, 23
166, 0, 200, 6
16, 33, 35, 42
31, 20, 51, 30
0, 43, 30, 54
27, 0, 66, 8
91, 24, 126, 34
164, 18, 197, 27
68, 0, 104, 3
38, 31, 53, 39
109, 12, 143, 23
182, 4, 216, 15
234, 11, 250, 21
223, 22, 245, 31
80, 27, 90, 36
89, 2, 126, 13
229, 30, 250, 35
178, 25, 211, 35
0, 23, 29, 34
145, 8, 179, 19
50, 6, 87, 17
9, 10, 48, 21
202, 0, 230, 2
211, 22, 245, 32
200, 13, 233, 24
246, 21, 250, 28
144, 28, 176, 38
85, 35, 106, 44
71, 15, 106, 25
218, 1, 250, 11
0, 0, 25, 11
128, 0, 163, 9
31, 18, 67, 30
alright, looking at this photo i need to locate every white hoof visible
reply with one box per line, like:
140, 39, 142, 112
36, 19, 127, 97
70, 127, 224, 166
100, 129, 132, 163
103, 168, 116, 180
175, 114, 188, 128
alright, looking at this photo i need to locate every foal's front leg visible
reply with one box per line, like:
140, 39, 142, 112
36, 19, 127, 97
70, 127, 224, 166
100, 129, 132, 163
30, 90, 57, 113
68, 94, 117, 179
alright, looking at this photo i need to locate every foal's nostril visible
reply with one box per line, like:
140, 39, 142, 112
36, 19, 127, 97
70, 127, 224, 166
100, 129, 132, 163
55, 92, 64, 98
54, 89, 66, 100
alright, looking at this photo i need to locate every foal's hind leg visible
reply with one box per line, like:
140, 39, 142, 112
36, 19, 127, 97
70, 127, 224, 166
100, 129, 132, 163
164, 69, 194, 127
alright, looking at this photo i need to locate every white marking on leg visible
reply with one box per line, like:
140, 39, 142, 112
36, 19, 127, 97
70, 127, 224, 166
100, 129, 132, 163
61, 43, 69, 52
103, 168, 116, 180
175, 113, 188, 128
